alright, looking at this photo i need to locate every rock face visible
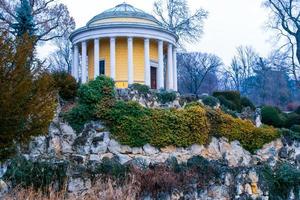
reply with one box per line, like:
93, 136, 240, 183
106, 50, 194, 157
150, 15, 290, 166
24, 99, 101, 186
2, 117, 300, 199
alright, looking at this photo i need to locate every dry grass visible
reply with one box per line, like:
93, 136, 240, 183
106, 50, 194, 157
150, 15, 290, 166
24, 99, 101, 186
3, 177, 141, 200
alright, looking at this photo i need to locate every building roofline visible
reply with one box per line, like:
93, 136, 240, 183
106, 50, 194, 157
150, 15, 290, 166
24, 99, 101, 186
70, 23, 179, 42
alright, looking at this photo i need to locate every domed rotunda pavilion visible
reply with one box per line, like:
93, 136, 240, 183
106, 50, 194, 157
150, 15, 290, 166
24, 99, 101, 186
70, 2, 178, 90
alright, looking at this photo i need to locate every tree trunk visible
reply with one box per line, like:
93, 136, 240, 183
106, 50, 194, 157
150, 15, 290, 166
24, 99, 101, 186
295, 32, 300, 88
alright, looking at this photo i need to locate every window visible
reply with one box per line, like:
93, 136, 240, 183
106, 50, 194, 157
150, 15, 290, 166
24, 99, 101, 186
99, 60, 105, 75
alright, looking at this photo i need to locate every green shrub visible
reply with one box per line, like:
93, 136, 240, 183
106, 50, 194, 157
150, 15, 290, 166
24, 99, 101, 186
280, 128, 300, 141
64, 76, 115, 133
263, 162, 300, 200
201, 96, 219, 107
284, 112, 300, 128
295, 106, 300, 115
52, 71, 78, 101
4, 157, 68, 191
291, 125, 300, 133
63, 104, 95, 133
98, 102, 210, 148
129, 83, 150, 95
93, 157, 129, 180
241, 96, 255, 110
184, 101, 203, 109
217, 96, 238, 111
261, 106, 286, 128
215, 112, 279, 153
156, 90, 177, 104
213, 91, 241, 111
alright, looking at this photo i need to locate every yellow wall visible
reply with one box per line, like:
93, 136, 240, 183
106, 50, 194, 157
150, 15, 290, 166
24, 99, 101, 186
90, 18, 157, 26
87, 37, 159, 88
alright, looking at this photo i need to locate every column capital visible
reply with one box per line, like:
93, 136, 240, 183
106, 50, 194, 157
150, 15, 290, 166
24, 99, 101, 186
128, 37, 133, 41
110, 37, 116, 42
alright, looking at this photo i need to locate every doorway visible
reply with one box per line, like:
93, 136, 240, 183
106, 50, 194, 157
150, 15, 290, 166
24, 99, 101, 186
150, 67, 157, 89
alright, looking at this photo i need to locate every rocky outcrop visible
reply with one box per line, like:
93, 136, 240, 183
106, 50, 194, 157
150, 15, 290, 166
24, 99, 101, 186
1, 118, 299, 199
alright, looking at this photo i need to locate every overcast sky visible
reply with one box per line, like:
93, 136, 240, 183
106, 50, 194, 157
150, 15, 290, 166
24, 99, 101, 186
41, 0, 274, 66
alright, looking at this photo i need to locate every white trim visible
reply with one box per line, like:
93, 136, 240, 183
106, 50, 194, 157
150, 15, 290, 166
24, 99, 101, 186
110, 37, 116, 80
81, 41, 88, 84
94, 38, 100, 79
128, 37, 134, 85
158, 40, 164, 89
144, 38, 150, 87
71, 27, 176, 46
167, 43, 173, 90
150, 60, 158, 68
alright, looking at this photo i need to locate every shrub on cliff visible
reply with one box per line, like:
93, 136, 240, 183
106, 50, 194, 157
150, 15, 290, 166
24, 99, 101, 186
213, 91, 242, 111
0, 33, 56, 161
263, 162, 300, 200
64, 76, 115, 132
52, 71, 78, 101
261, 106, 286, 128
129, 83, 150, 95
4, 156, 68, 191
156, 89, 177, 104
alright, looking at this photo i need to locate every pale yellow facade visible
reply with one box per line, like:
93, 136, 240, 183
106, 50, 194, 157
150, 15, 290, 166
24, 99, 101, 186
87, 38, 159, 88
90, 17, 157, 26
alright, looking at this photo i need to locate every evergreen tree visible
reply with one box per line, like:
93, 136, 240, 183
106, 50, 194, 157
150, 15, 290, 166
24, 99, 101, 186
0, 32, 56, 161
12, 0, 35, 37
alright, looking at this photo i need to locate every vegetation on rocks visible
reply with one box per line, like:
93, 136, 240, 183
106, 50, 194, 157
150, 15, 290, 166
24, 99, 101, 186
4, 156, 68, 191
51, 71, 78, 101
64, 76, 280, 153
263, 162, 300, 200
156, 89, 177, 104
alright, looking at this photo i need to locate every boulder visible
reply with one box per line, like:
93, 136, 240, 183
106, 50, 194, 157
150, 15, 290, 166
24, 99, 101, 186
0, 179, 8, 197
108, 139, 121, 154
143, 144, 159, 155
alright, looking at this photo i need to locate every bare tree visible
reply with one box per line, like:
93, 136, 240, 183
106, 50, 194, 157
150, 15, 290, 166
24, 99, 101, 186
0, 0, 75, 43
177, 52, 222, 95
48, 32, 73, 72
264, 0, 300, 86
153, 0, 208, 45
226, 46, 259, 94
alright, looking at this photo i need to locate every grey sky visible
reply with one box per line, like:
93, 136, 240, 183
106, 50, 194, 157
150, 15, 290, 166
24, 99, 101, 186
40, 0, 273, 66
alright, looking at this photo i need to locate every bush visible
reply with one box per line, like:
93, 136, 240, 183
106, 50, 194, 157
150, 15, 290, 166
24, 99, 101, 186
280, 128, 300, 141
291, 125, 300, 133
263, 162, 300, 200
129, 83, 150, 95
295, 106, 300, 115
0, 34, 56, 161
156, 90, 177, 104
214, 112, 279, 153
97, 99, 278, 153
217, 95, 238, 111
213, 91, 241, 111
284, 112, 300, 128
4, 157, 68, 191
98, 101, 210, 148
261, 106, 286, 128
52, 71, 78, 101
201, 96, 219, 107
241, 96, 255, 110
64, 76, 115, 133
92, 157, 129, 180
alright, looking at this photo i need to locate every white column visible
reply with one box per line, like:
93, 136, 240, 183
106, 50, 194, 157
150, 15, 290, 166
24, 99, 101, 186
173, 47, 178, 91
144, 38, 150, 86
158, 40, 164, 89
110, 37, 116, 80
128, 37, 134, 85
94, 38, 100, 79
72, 44, 79, 81
167, 43, 173, 90
81, 41, 87, 84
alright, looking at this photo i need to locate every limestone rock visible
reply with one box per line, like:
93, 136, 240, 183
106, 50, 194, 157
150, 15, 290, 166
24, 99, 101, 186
0, 179, 8, 197
116, 153, 131, 164
143, 144, 159, 155
190, 144, 204, 155
108, 139, 121, 154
